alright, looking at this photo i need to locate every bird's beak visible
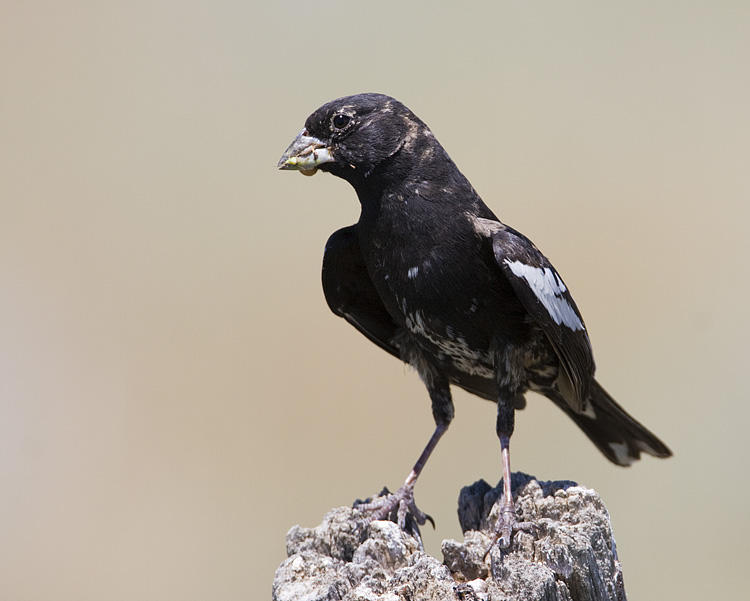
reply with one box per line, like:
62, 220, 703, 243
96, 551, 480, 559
277, 130, 334, 176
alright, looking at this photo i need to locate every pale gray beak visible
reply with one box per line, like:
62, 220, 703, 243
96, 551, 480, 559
277, 130, 334, 175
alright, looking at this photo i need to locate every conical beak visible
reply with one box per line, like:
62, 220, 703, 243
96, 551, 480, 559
277, 130, 334, 176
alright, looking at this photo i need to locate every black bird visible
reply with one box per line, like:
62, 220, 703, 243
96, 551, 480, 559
277, 93, 671, 548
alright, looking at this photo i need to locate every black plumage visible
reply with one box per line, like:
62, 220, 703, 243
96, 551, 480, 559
278, 93, 671, 547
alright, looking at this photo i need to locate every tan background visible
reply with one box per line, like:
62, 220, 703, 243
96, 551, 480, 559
1, 2, 748, 599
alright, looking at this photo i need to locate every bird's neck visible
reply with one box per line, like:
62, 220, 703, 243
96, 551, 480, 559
355, 169, 486, 258
355, 165, 484, 225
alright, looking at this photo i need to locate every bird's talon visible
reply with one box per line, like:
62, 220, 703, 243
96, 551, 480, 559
356, 483, 431, 541
483, 502, 534, 556
397, 499, 408, 529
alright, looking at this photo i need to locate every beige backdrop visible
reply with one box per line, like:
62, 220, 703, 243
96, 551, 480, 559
1, 2, 748, 599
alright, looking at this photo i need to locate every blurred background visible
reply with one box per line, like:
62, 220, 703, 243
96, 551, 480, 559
1, 2, 748, 599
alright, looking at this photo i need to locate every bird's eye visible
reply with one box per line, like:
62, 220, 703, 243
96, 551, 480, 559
332, 114, 351, 129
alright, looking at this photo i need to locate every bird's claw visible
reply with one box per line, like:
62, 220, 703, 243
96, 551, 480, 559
483, 503, 536, 558
355, 484, 434, 545
361, 484, 432, 527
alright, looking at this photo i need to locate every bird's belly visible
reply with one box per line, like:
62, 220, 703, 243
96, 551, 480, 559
402, 308, 496, 379
365, 233, 529, 379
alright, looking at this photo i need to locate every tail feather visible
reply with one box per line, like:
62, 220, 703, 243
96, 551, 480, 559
551, 379, 672, 466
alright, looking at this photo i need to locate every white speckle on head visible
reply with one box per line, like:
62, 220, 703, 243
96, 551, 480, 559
608, 442, 635, 466
407, 266, 419, 279
402, 119, 421, 145
468, 298, 479, 313
504, 260, 584, 331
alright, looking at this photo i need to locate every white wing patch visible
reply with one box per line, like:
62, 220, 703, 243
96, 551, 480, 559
504, 260, 585, 331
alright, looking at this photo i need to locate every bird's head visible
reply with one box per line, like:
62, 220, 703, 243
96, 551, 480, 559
277, 93, 430, 184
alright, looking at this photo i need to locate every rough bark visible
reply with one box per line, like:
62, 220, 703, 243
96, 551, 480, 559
272, 473, 627, 601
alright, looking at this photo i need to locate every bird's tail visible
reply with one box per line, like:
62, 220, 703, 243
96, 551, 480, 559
551, 379, 672, 466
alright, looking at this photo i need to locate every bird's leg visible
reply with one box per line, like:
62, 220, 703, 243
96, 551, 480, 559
487, 435, 535, 550
486, 395, 536, 553
357, 380, 453, 539
358, 422, 448, 532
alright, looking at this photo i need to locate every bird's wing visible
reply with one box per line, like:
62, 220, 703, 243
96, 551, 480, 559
322, 225, 401, 358
485, 220, 595, 410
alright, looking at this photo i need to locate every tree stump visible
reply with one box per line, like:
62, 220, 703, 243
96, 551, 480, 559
272, 473, 627, 601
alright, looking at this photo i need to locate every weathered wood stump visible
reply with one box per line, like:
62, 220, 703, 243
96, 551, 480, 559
272, 473, 627, 601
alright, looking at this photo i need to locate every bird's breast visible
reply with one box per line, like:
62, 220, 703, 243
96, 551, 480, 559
358, 200, 531, 374
368, 244, 501, 379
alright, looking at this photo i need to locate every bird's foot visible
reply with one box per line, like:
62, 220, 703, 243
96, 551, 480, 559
354, 484, 434, 546
484, 501, 536, 557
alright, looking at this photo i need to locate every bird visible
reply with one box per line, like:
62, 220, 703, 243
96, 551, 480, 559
277, 93, 671, 549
